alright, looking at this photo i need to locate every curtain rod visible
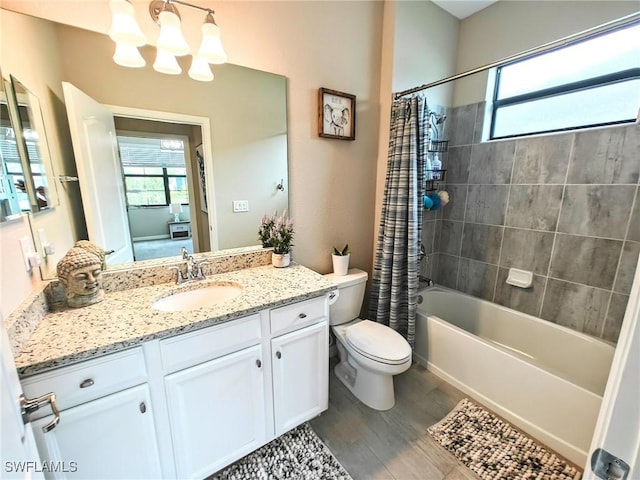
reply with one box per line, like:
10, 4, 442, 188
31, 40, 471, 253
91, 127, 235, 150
393, 11, 640, 100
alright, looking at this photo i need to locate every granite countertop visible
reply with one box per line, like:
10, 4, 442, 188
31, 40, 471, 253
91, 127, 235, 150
15, 264, 335, 377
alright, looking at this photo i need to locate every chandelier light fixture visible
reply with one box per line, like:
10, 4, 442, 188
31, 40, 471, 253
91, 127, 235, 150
108, 0, 227, 81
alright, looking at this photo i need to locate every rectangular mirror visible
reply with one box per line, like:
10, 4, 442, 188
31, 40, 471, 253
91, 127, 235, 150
9, 74, 58, 212
0, 72, 30, 221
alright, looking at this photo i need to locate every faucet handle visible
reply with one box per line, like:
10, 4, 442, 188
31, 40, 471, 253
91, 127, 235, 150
168, 266, 187, 284
195, 261, 210, 280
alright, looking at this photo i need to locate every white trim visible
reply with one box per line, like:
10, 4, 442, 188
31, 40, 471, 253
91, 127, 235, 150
105, 104, 219, 251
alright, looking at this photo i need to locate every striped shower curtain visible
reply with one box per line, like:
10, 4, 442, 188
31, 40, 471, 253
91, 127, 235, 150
368, 95, 429, 347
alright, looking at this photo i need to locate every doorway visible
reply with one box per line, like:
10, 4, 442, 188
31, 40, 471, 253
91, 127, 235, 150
107, 107, 215, 261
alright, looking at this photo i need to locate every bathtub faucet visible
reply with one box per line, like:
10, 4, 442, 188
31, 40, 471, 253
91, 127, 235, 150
418, 275, 433, 287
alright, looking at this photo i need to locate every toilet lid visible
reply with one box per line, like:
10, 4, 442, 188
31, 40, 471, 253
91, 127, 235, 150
344, 320, 411, 365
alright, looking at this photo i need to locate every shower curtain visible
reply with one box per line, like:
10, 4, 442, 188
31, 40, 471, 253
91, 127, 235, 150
368, 95, 429, 347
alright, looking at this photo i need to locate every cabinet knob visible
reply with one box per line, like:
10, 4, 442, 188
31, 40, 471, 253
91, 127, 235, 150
256, 359, 262, 368
79, 378, 94, 388
139, 402, 146, 414
298, 313, 307, 319
276, 351, 282, 359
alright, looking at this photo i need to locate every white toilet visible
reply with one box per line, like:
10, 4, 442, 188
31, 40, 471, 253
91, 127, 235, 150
324, 268, 412, 410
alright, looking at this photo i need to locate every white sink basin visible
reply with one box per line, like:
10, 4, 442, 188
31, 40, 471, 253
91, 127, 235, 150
152, 283, 243, 312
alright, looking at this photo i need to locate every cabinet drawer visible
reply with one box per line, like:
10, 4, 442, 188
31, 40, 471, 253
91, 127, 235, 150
160, 314, 261, 374
21, 347, 147, 419
172, 225, 189, 232
270, 296, 327, 337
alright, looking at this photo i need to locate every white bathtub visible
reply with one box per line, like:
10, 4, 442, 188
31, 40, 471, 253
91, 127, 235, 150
413, 287, 615, 466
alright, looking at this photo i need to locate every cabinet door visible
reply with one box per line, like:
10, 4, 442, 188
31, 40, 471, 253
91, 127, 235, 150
272, 321, 328, 435
31, 384, 161, 479
165, 344, 266, 479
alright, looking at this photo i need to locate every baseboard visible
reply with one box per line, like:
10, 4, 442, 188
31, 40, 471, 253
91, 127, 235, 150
133, 234, 171, 242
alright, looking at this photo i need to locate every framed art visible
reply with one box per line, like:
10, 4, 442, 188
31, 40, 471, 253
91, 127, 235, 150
195, 144, 208, 213
318, 88, 356, 141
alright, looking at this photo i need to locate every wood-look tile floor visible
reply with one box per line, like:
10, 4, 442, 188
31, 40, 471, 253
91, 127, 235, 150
310, 360, 481, 480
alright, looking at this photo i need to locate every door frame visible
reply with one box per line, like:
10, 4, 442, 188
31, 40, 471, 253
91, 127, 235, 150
106, 105, 218, 251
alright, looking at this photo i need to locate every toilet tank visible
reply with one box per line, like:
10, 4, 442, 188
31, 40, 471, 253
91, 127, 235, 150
323, 268, 368, 326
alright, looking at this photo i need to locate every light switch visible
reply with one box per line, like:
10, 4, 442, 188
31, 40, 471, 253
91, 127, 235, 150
233, 200, 249, 213
19, 236, 35, 272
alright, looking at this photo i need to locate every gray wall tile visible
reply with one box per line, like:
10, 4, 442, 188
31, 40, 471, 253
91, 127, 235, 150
541, 279, 609, 333
434, 254, 459, 289
602, 293, 630, 343
457, 259, 497, 301
441, 185, 467, 221
421, 220, 438, 255
500, 227, 554, 274
444, 146, 471, 184
628, 188, 640, 242
468, 141, 516, 184
512, 133, 573, 184
549, 234, 623, 289
505, 185, 563, 231
446, 104, 477, 147
440, 221, 463, 256
465, 185, 509, 225
614, 241, 640, 295
494, 268, 545, 316
557, 185, 635, 239
460, 223, 503, 264
568, 126, 640, 184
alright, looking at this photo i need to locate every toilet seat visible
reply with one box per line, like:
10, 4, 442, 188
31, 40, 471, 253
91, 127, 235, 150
343, 320, 412, 366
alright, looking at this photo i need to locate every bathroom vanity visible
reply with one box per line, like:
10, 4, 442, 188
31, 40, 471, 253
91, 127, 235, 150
12, 261, 334, 479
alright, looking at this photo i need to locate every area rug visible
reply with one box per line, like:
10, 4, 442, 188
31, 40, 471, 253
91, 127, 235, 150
428, 398, 581, 480
212, 423, 352, 480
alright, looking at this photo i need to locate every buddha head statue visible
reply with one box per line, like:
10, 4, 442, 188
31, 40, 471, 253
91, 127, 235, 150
74, 240, 109, 270
56, 247, 105, 308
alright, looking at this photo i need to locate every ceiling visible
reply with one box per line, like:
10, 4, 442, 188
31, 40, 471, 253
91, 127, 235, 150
431, 0, 499, 19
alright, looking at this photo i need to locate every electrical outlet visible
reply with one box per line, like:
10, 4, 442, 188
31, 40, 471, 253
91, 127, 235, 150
233, 200, 249, 213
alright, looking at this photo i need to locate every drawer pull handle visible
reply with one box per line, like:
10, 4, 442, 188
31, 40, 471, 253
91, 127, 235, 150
256, 359, 262, 368
79, 379, 95, 388
276, 351, 282, 359
298, 313, 307, 319
20, 393, 60, 433
139, 402, 146, 414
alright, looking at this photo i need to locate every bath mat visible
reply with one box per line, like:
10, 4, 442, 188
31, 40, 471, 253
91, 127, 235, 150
211, 423, 352, 480
428, 398, 581, 480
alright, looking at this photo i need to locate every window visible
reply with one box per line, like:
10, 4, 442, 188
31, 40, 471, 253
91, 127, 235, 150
490, 21, 640, 139
117, 136, 189, 207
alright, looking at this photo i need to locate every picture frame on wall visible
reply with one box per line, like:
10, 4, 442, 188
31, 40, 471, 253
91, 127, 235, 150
318, 88, 356, 141
195, 144, 208, 213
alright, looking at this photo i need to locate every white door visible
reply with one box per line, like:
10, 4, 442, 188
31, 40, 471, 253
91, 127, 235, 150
1, 324, 44, 479
271, 321, 328, 435
62, 82, 133, 264
585, 254, 640, 479
164, 345, 266, 479
31, 384, 161, 480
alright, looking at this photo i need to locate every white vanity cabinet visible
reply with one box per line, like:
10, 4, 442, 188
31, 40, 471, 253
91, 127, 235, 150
21, 348, 162, 479
270, 298, 329, 435
20, 294, 330, 479
160, 314, 266, 479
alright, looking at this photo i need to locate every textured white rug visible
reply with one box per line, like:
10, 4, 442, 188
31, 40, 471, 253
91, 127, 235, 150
428, 399, 581, 480
211, 423, 352, 480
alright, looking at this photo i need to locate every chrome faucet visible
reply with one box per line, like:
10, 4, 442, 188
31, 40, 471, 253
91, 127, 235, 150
168, 254, 209, 284
181, 246, 189, 260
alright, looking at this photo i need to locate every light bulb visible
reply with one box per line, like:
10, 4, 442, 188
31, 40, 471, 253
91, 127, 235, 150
113, 43, 146, 68
198, 16, 227, 64
157, 10, 189, 56
108, 0, 146, 46
188, 57, 214, 82
153, 48, 181, 75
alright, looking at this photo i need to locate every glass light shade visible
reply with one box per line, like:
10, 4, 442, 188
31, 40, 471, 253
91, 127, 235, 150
156, 10, 190, 56
113, 43, 146, 68
188, 57, 214, 82
108, 0, 146, 46
198, 22, 227, 64
153, 49, 182, 75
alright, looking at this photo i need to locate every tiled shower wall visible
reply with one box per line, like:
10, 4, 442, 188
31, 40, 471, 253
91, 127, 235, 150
422, 102, 640, 344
